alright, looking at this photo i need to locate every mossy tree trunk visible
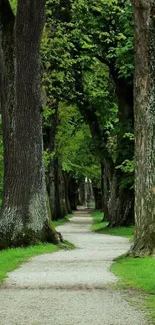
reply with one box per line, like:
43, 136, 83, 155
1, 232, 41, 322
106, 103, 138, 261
0, 0, 58, 249
131, 0, 155, 255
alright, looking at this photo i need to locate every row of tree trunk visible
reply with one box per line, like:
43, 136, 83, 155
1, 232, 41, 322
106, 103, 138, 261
0, 0, 80, 249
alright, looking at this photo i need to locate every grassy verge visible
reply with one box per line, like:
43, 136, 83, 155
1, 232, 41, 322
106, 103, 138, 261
90, 210, 134, 239
0, 241, 74, 285
53, 214, 72, 228
0, 214, 73, 285
111, 256, 155, 323
91, 210, 155, 323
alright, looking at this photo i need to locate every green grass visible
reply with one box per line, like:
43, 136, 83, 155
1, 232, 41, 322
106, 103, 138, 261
53, 214, 72, 227
0, 214, 73, 285
88, 201, 95, 208
0, 241, 74, 284
90, 210, 134, 240
111, 256, 155, 323
0, 244, 58, 284
91, 210, 155, 322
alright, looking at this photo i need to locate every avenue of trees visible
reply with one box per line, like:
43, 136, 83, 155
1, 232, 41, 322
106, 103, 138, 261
0, 0, 154, 255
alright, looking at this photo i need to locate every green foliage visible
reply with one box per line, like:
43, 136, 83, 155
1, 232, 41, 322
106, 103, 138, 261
41, 0, 135, 202
44, 149, 55, 169
56, 102, 101, 180
10, 0, 17, 12
84, 60, 118, 130
72, 0, 134, 78
115, 132, 135, 188
42, 0, 75, 103
116, 159, 135, 174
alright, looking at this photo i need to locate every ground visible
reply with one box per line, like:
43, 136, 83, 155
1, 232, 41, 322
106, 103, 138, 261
0, 210, 151, 324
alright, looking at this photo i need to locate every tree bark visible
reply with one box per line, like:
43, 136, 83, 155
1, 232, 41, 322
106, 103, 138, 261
52, 157, 63, 220
63, 171, 72, 214
68, 177, 78, 210
59, 163, 68, 217
78, 180, 86, 206
0, 0, 58, 248
130, 0, 155, 255
92, 185, 102, 209
101, 163, 109, 221
44, 104, 63, 221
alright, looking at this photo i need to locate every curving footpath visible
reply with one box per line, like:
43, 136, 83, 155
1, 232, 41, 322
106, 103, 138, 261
0, 210, 151, 324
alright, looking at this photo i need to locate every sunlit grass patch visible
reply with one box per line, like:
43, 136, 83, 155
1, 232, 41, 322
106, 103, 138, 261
112, 256, 155, 323
53, 214, 72, 227
0, 213, 73, 285
90, 210, 134, 239
0, 243, 58, 284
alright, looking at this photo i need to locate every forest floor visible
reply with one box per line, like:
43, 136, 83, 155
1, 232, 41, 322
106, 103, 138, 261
0, 210, 152, 325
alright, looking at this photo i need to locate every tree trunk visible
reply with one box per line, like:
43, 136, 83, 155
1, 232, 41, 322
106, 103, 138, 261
108, 170, 134, 227
130, 0, 155, 255
52, 157, 63, 220
48, 159, 57, 220
78, 180, 86, 206
103, 158, 134, 227
68, 177, 78, 210
0, 0, 58, 248
92, 183, 102, 210
59, 164, 68, 217
63, 171, 72, 214
44, 104, 61, 221
101, 163, 109, 221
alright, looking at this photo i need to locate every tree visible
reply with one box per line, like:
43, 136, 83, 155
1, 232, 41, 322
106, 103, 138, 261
70, 0, 135, 226
42, 0, 74, 219
0, 0, 58, 249
55, 102, 101, 209
42, 0, 135, 225
131, 0, 155, 255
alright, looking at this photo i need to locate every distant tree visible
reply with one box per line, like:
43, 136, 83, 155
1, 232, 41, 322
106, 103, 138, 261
73, 0, 134, 227
0, 0, 58, 248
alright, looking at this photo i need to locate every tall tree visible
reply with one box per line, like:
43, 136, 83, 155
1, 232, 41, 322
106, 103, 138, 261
42, 0, 73, 219
0, 0, 58, 249
70, 0, 135, 226
131, 0, 155, 255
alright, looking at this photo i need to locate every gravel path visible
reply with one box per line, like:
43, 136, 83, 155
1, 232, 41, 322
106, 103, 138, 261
0, 210, 150, 324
